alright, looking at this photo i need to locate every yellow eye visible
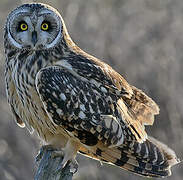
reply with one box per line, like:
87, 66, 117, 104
41, 22, 49, 31
20, 23, 28, 31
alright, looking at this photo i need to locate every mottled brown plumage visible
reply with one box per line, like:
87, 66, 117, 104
4, 3, 179, 178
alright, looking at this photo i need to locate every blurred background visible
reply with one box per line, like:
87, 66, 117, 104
0, 0, 182, 179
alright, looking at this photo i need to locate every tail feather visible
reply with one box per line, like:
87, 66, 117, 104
79, 137, 179, 177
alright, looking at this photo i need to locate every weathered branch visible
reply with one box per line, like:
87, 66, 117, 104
34, 147, 75, 180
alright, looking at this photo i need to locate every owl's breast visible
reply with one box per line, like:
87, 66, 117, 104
7, 53, 67, 143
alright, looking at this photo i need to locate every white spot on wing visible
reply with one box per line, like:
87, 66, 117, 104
79, 111, 86, 119
101, 87, 107, 93
52, 92, 57, 98
56, 109, 63, 115
60, 93, 66, 101
71, 89, 76, 96
90, 79, 101, 88
80, 104, 86, 111
89, 105, 94, 113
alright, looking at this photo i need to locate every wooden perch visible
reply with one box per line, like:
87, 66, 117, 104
34, 146, 77, 180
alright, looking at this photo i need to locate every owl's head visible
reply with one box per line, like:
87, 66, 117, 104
5, 3, 64, 50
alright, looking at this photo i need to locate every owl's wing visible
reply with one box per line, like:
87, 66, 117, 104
36, 54, 159, 144
35, 66, 125, 147
54, 57, 159, 141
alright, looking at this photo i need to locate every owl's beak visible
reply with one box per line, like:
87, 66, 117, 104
32, 31, 38, 46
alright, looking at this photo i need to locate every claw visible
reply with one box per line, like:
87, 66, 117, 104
36, 139, 80, 174
68, 159, 78, 174
36, 145, 55, 162
55, 158, 78, 174
51, 150, 65, 159
49, 150, 78, 174
54, 150, 78, 172
55, 139, 80, 174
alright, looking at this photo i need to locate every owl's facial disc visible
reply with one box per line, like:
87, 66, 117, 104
8, 5, 63, 50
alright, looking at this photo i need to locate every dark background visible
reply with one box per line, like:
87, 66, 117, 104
0, 0, 182, 179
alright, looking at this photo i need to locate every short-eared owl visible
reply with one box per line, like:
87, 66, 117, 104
4, 3, 179, 177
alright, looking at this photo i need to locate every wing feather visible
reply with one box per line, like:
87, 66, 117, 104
54, 56, 159, 142
35, 66, 124, 147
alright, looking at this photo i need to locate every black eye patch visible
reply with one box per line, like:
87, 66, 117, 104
17, 21, 28, 32
41, 21, 52, 31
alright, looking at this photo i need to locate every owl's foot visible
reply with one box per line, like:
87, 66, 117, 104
57, 156, 78, 174
67, 158, 78, 174
36, 145, 57, 162
36, 140, 79, 173
50, 149, 78, 174
50, 139, 79, 174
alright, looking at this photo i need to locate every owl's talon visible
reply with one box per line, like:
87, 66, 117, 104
55, 158, 78, 174
36, 145, 58, 162
69, 159, 78, 174
41, 145, 56, 151
51, 150, 65, 159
